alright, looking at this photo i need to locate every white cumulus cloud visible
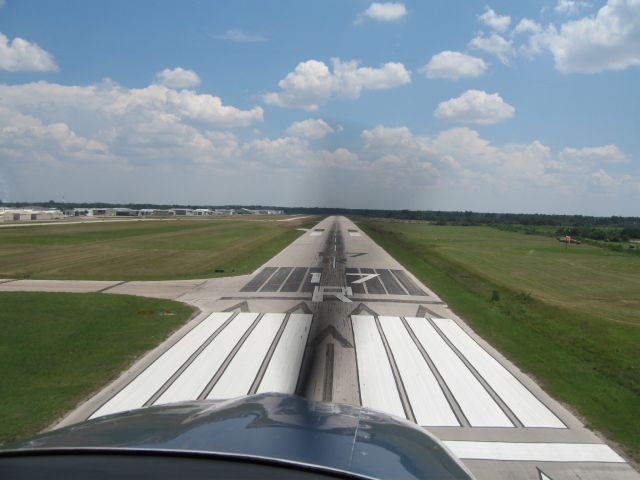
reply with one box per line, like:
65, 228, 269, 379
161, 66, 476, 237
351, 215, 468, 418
0, 79, 264, 171
555, 0, 592, 15
561, 145, 629, 163
107, 84, 263, 127
357, 124, 637, 211
357, 2, 407, 23
213, 29, 268, 43
479, 7, 511, 32
514, 18, 542, 35
286, 118, 334, 139
0, 32, 58, 72
264, 58, 410, 110
263, 60, 333, 110
435, 90, 515, 125
469, 33, 514, 64
332, 58, 411, 96
541, 0, 640, 73
154, 67, 201, 89
421, 51, 488, 80
0, 107, 124, 168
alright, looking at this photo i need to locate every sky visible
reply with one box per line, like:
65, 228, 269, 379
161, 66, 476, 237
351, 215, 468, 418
0, 0, 638, 215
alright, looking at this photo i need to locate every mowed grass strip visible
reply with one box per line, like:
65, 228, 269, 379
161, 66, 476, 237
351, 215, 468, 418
0, 217, 312, 280
369, 223, 640, 325
359, 219, 640, 462
0, 292, 196, 445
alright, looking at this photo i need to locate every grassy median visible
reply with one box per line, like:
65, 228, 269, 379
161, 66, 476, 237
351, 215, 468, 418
0, 216, 315, 281
359, 219, 640, 463
0, 292, 196, 445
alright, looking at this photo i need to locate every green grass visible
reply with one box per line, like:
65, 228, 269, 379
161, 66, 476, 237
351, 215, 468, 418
0, 217, 314, 280
367, 222, 639, 325
359, 219, 640, 462
0, 292, 196, 445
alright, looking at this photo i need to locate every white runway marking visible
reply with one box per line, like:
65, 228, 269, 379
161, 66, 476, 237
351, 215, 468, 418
443, 441, 625, 463
346, 273, 379, 284
349, 231, 361, 237
432, 318, 565, 428
258, 314, 313, 393
406, 317, 513, 427
207, 313, 285, 399
312, 286, 323, 302
91, 312, 233, 418
310, 231, 323, 237
311, 272, 321, 283
351, 315, 406, 419
378, 316, 459, 426
538, 470, 552, 480
154, 313, 258, 405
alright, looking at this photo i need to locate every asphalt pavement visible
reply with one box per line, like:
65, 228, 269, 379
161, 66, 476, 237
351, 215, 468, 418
3, 216, 637, 480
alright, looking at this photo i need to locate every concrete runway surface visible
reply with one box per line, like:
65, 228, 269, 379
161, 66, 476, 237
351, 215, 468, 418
3, 216, 637, 479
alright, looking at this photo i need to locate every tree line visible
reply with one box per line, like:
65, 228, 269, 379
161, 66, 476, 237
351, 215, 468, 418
2, 200, 638, 231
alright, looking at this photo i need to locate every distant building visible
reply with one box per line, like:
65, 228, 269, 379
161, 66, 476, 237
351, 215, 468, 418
193, 209, 214, 216
139, 209, 174, 217
239, 208, 284, 215
88, 208, 139, 217
169, 208, 194, 216
92, 208, 116, 217
114, 208, 138, 217
0, 208, 64, 222
214, 209, 235, 215
64, 208, 93, 217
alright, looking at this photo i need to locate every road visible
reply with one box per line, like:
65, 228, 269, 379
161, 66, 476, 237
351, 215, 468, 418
2, 216, 637, 479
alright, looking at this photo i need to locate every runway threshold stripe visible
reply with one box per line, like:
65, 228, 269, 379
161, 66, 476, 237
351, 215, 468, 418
257, 314, 313, 393
90, 312, 233, 418
360, 268, 386, 295
261, 267, 293, 292
346, 268, 366, 294
378, 316, 459, 426
153, 313, 258, 405
405, 317, 513, 428
352, 315, 406, 419
207, 313, 286, 399
432, 318, 565, 429
281, 267, 308, 292
391, 270, 426, 296
240, 267, 277, 292
376, 269, 406, 295
442, 441, 625, 463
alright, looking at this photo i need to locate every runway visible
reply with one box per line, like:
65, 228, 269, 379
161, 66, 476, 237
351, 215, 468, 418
6, 216, 636, 480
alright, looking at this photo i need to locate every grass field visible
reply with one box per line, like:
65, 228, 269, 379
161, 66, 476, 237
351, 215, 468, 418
0, 292, 196, 445
0, 216, 314, 281
359, 219, 640, 462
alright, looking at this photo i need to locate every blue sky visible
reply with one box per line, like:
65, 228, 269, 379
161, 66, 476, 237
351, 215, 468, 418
0, 0, 638, 214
